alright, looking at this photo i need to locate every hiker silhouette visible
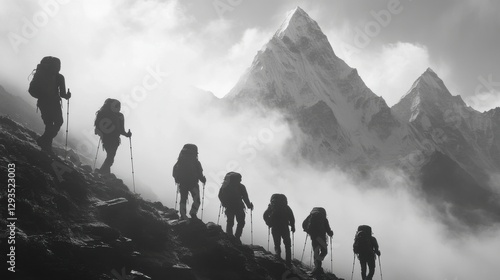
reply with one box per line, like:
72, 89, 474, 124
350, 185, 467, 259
29, 56, 71, 153
94, 98, 132, 174
218, 172, 253, 243
353, 225, 380, 280
263, 193, 295, 266
302, 207, 334, 276
172, 144, 206, 220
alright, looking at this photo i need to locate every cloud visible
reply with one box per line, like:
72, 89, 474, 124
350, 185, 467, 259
195, 27, 272, 97
324, 24, 448, 107
339, 42, 439, 107
466, 89, 500, 112
98, 77, 500, 280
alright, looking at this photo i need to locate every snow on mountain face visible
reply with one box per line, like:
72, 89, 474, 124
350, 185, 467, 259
392, 68, 466, 124
227, 7, 400, 166
392, 68, 500, 181
223, 6, 500, 225
225, 5, 499, 186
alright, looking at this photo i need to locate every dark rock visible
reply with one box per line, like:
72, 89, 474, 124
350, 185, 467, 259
95, 197, 129, 209
81, 165, 93, 173
82, 222, 120, 241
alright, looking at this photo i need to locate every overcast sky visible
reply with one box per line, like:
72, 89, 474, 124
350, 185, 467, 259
1, 0, 499, 110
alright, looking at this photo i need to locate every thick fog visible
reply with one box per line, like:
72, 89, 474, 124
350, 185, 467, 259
97, 81, 500, 280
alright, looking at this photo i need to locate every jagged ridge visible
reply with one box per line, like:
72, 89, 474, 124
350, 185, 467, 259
392, 67, 500, 182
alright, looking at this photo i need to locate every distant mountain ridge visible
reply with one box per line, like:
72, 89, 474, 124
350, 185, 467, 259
393, 68, 500, 180
225, 7, 500, 225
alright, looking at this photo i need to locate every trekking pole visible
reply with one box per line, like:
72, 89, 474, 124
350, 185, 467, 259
300, 234, 308, 262
378, 255, 384, 280
310, 246, 313, 267
217, 203, 222, 225
330, 236, 333, 273
93, 138, 101, 170
174, 184, 179, 211
250, 209, 253, 245
201, 182, 206, 220
267, 227, 270, 251
350, 254, 356, 280
64, 89, 70, 159
128, 130, 136, 193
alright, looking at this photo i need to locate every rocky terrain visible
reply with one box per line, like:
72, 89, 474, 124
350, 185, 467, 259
0, 116, 342, 280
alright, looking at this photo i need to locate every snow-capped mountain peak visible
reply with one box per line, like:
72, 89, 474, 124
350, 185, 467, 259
402, 67, 448, 101
275, 6, 322, 41
392, 67, 500, 184
393, 68, 466, 125
227, 6, 352, 104
227, 7, 400, 165
417, 67, 447, 90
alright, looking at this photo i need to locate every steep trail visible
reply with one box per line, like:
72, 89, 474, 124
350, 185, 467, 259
0, 116, 343, 280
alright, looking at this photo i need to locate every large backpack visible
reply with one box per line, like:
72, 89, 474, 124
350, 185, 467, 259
28, 56, 60, 99
94, 98, 122, 137
172, 144, 200, 185
303, 207, 327, 236
218, 172, 243, 208
353, 225, 374, 256
263, 194, 288, 227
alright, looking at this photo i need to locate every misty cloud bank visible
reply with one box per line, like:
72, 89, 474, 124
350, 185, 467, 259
89, 80, 500, 280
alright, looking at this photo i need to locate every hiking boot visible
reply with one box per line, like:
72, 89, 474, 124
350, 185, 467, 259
37, 136, 53, 153
190, 212, 199, 220
312, 267, 324, 276
36, 135, 47, 147
36, 137, 44, 147
179, 215, 188, 221
274, 247, 282, 259
98, 166, 110, 175
227, 234, 242, 245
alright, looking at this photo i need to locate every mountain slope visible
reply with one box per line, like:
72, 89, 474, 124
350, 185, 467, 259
226, 7, 400, 167
419, 151, 500, 227
0, 116, 342, 280
0, 85, 44, 132
392, 68, 500, 184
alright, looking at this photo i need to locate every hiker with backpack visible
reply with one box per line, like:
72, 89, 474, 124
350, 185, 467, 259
29, 56, 71, 154
218, 172, 253, 243
263, 193, 295, 266
172, 144, 206, 220
302, 207, 334, 276
94, 98, 132, 174
353, 225, 381, 280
